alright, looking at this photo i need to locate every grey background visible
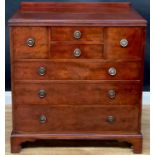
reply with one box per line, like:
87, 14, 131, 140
5, 0, 150, 91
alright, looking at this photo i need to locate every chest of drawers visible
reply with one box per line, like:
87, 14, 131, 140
8, 2, 147, 153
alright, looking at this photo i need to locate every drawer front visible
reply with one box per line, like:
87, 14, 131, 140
14, 60, 142, 80
51, 27, 104, 41
13, 27, 49, 59
104, 27, 144, 60
14, 81, 141, 105
14, 105, 139, 133
51, 44, 103, 59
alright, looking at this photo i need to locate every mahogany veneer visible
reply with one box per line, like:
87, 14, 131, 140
14, 60, 142, 80
8, 2, 146, 153
14, 81, 141, 105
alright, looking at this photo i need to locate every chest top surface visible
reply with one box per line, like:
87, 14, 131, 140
8, 2, 146, 26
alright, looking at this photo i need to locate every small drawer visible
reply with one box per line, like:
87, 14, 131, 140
51, 44, 103, 59
13, 27, 49, 59
14, 81, 141, 105
51, 27, 104, 41
14, 60, 142, 80
14, 105, 139, 133
104, 27, 145, 60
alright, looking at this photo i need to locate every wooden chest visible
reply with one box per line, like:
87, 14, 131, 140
8, 2, 147, 153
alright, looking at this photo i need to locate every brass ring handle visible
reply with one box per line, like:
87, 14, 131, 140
108, 67, 117, 76
106, 116, 116, 124
120, 39, 128, 47
38, 89, 46, 98
38, 67, 46, 76
108, 90, 116, 99
27, 38, 35, 47
73, 48, 81, 57
74, 30, 81, 39
39, 115, 47, 124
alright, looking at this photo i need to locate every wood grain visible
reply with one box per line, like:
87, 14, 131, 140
51, 44, 103, 59
6, 105, 149, 154
51, 27, 104, 41
13, 27, 49, 59
14, 60, 142, 80
20, 2, 133, 12
104, 27, 145, 60
13, 81, 141, 105
8, 2, 147, 26
9, 2, 147, 153
13, 105, 139, 133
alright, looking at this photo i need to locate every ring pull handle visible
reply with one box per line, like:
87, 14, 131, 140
108, 67, 117, 76
27, 38, 35, 47
38, 89, 46, 98
39, 115, 47, 124
108, 90, 116, 99
120, 39, 128, 47
38, 67, 46, 76
74, 30, 81, 39
73, 48, 81, 57
106, 116, 116, 124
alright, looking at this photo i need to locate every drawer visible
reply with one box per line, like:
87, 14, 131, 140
51, 27, 104, 41
14, 81, 141, 105
12, 27, 49, 59
51, 44, 103, 59
104, 27, 145, 60
14, 60, 142, 80
14, 105, 139, 133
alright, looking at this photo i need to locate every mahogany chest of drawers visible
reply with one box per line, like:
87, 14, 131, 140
8, 2, 147, 153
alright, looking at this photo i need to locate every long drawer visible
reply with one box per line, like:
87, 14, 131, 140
14, 81, 141, 105
14, 60, 142, 80
14, 105, 139, 133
